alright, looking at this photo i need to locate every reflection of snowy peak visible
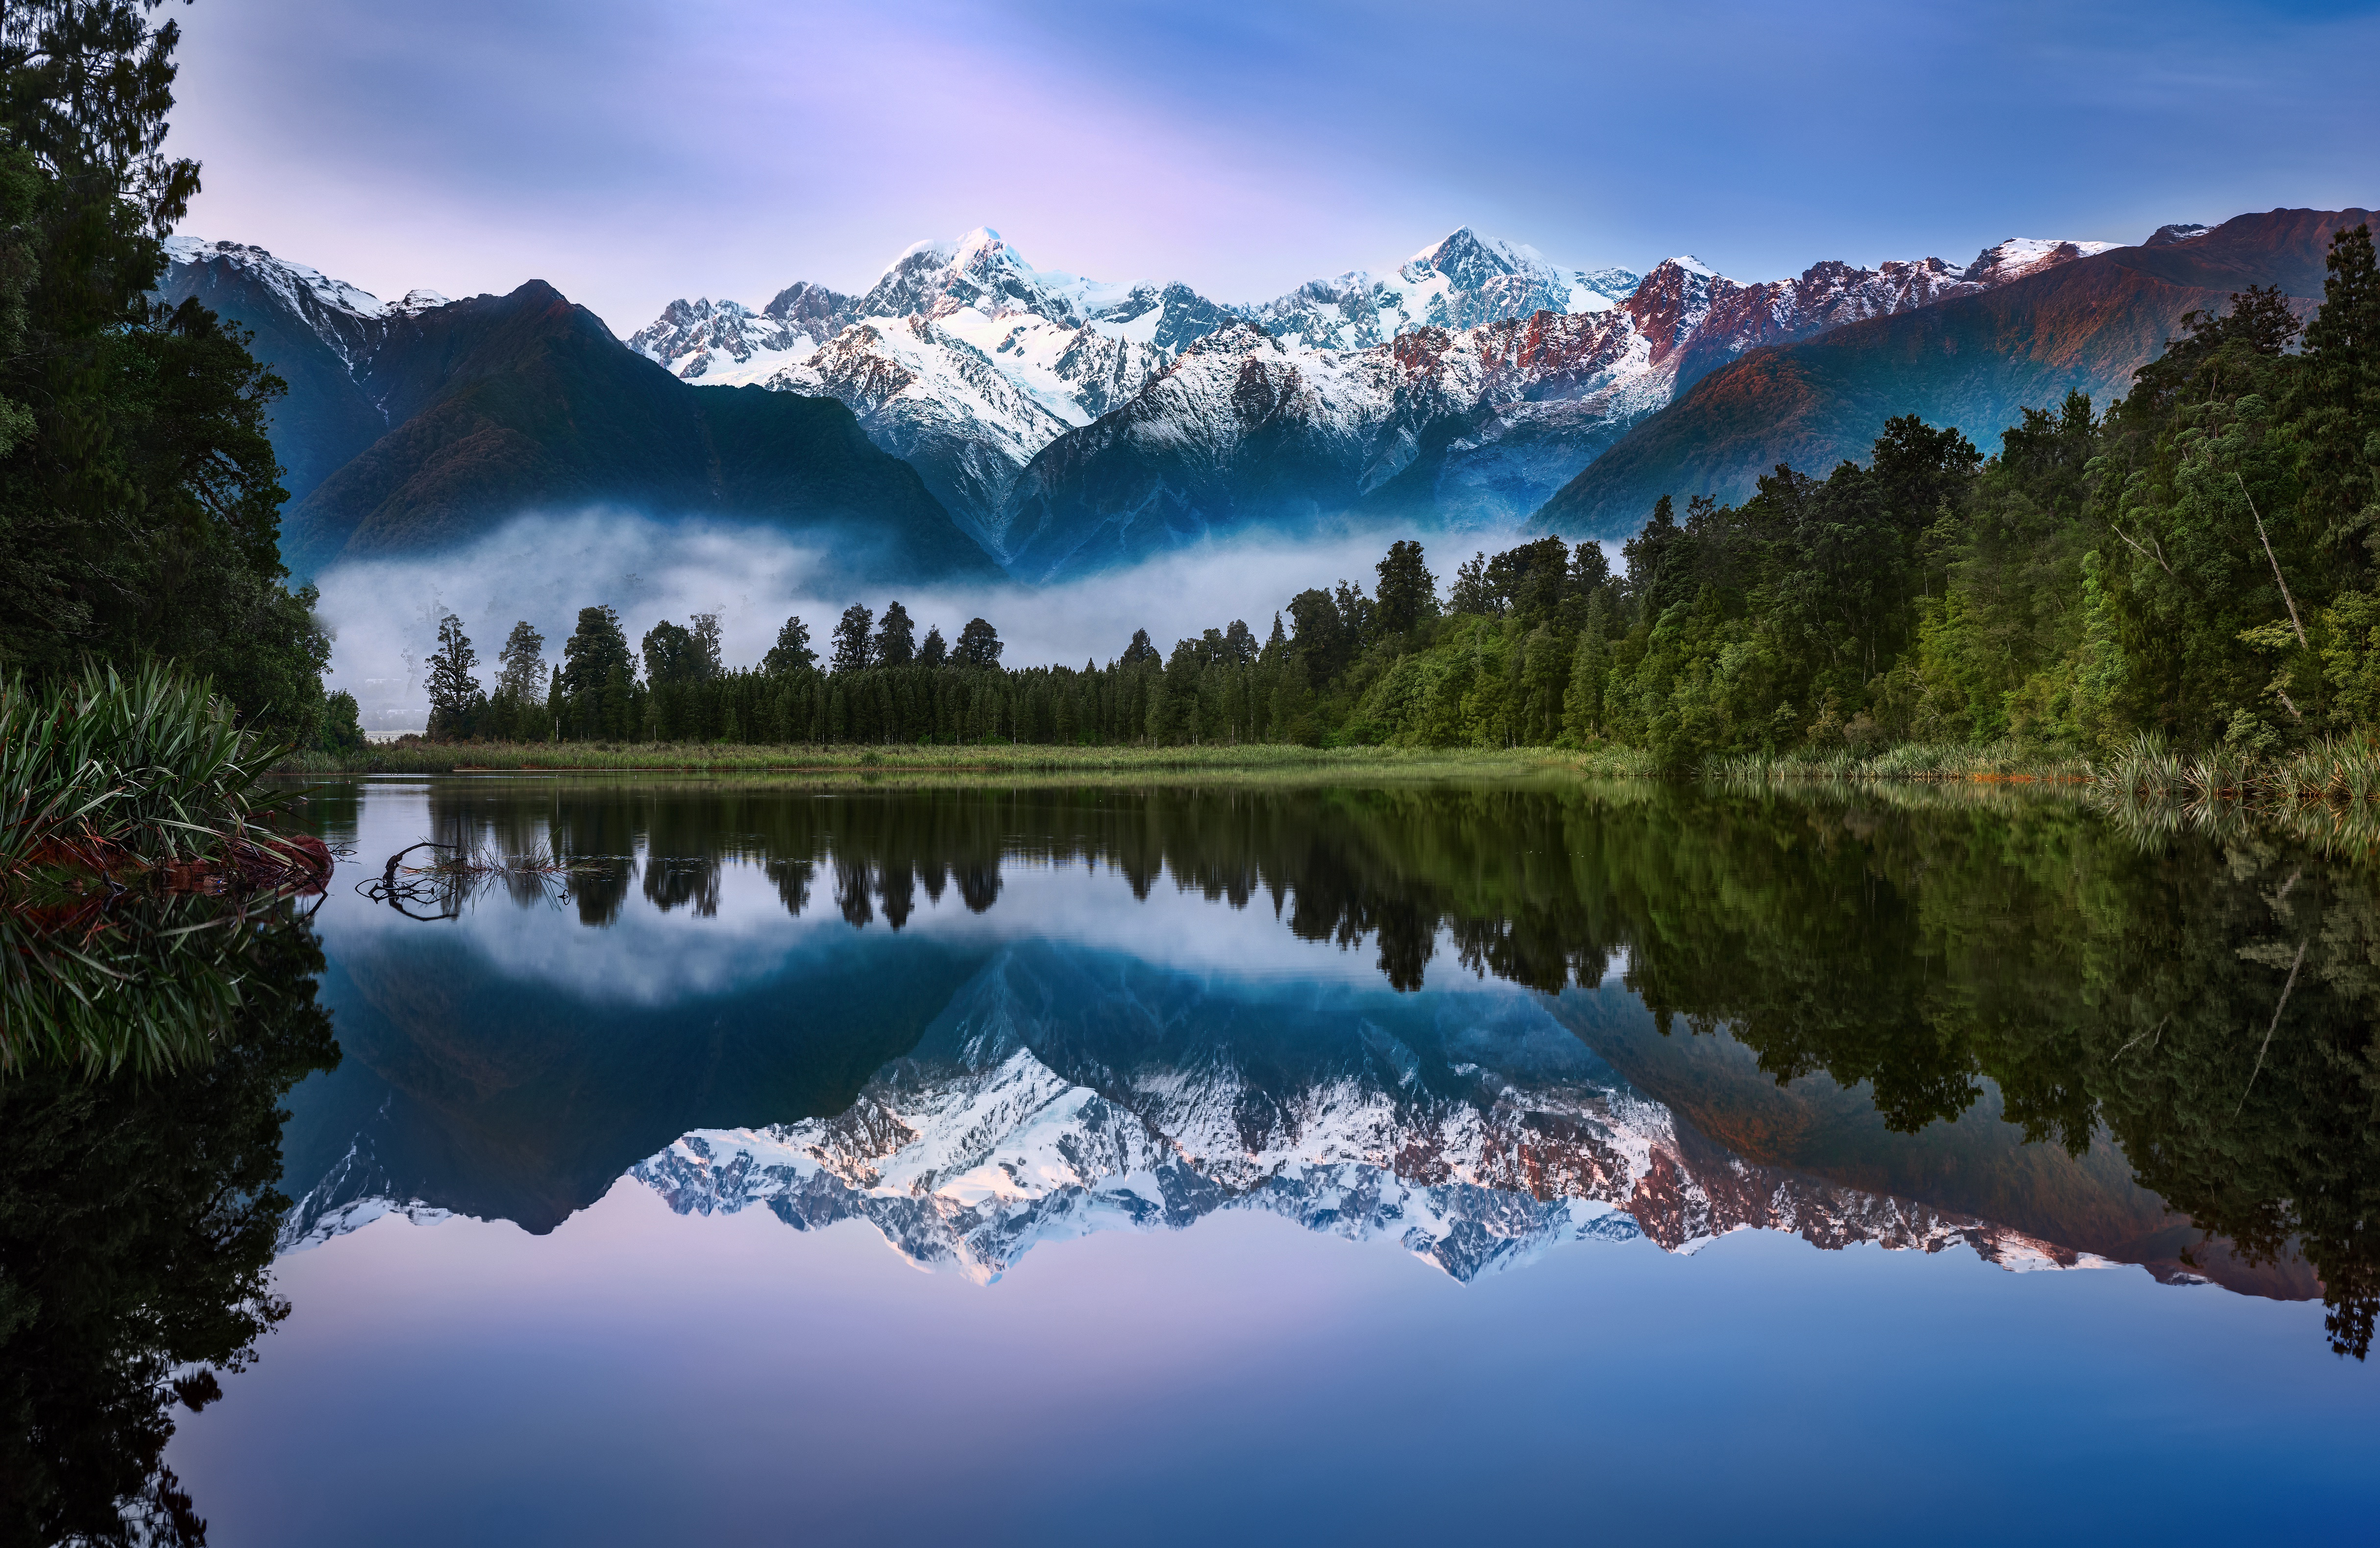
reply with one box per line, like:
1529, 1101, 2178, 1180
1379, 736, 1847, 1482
627, 947, 2110, 1283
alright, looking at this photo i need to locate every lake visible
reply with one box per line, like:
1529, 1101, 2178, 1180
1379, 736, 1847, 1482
14, 774, 2378, 1543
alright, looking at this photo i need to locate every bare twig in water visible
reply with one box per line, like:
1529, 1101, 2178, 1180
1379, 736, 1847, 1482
2111, 1014, 2172, 1062
2236, 938, 2308, 1117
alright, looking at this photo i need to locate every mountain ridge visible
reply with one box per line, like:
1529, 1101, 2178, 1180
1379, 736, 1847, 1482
159, 247, 1000, 579
1535, 206, 2380, 535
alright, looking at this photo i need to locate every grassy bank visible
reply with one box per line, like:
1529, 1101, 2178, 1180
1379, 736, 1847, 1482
277, 740, 1662, 779
1706, 740, 2091, 784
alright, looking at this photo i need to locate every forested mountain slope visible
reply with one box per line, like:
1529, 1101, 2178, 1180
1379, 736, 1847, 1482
160, 247, 998, 580
1536, 208, 2379, 537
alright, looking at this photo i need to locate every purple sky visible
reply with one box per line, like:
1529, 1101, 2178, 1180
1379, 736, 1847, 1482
168, 0, 2379, 335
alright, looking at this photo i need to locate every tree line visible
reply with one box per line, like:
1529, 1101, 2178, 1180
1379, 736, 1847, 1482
410, 224, 2377, 763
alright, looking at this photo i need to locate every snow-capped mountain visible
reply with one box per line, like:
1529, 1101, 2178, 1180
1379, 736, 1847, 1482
167, 218, 2147, 578
624, 946, 2110, 1283
625, 225, 1649, 554
1250, 228, 1638, 352
994, 241, 2076, 579
626, 221, 2127, 573
1962, 236, 2119, 286
157, 238, 1000, 579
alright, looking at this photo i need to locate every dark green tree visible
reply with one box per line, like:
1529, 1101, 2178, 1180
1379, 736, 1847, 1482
917, 624, 948, 667
830, 604, 873, 672
640, 619, 703, 687
1374, 539, 1438, 635
762, 614, 815, 674
955, 616, 1003, 667
493, 621, 544, 700
424, 612, 483, 739
562, 605, 634, 738
874, 601, 916, 667
0, 1, 328, 739
687, 611, 722, 679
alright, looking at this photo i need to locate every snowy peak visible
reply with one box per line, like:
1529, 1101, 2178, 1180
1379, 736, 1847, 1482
165, 236, 391, 323
1962, 237, 2118, 285
1400, 226, 1526, 290
627, 295, 821, 381
1252, 231, 1640, 354
855, 225, 1133, 331
2143, 222, 2213, 249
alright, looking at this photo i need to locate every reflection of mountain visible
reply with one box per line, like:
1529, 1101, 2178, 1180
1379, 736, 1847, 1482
281, 925, 988, 1238
632, 944, 2110, 1283
294, 776, 2376, 1348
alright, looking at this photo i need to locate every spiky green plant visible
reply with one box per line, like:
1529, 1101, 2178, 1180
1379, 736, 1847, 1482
0, 662, 291, 882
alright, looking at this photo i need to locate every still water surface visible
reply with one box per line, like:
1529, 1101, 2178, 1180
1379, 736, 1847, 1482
147, 776, 2380, 1541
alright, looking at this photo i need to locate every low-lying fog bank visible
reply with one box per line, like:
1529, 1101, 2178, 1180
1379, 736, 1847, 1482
312, 510, 1563, 738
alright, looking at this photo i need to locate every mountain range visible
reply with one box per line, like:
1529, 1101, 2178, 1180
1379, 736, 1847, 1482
162, 207, 2376, 583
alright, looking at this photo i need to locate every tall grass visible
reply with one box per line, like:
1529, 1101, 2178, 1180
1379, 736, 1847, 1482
2092, 733, 2380, 804
0, 662, 291, 884
1704, 740, 2090, 785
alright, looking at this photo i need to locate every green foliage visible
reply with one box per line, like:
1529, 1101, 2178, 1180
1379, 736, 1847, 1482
762, 614, 815, 675
0, 3, 328, 742
0, 661, 290, 882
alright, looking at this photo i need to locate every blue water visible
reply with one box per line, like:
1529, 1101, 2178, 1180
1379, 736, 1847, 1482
157, 776, 2380, 1544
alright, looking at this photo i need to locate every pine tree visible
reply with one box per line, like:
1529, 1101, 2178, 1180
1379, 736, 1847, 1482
2292, 224, 2380, 568
830, 605, 874, 672
1121, 628, 1160, 668
563, 605, 634, 739
640, 619, 701, 686
762, 615, 816, 674
918, 625, 948, 667
1447, 551, 1496, 616
1374, 540, 1438, 634
956, 617, 1003, 667
875, 601, 917, 666
494, 622, 545, 700
0, 3, 330, 738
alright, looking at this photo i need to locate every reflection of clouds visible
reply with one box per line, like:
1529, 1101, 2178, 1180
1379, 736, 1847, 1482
321, 782, 1524, 1007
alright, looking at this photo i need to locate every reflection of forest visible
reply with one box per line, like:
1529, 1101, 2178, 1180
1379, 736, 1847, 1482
0, 906, 339, 1547
385, 778, 2380, 1357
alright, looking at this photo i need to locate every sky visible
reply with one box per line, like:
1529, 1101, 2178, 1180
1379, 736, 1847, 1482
164, 0, 2380, 337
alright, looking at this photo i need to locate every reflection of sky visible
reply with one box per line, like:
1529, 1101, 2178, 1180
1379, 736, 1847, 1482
169, 1182, 2377, 1546
206, 779, 2380, 1541
321, 780, 1548, 1004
